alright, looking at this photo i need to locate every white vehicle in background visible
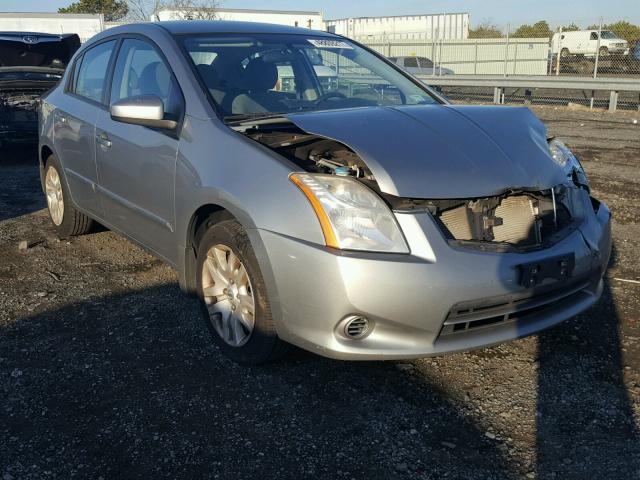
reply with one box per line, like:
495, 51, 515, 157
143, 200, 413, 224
551, 30, 629, 58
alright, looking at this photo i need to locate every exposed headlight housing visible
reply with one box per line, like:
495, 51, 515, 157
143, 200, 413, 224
548, 138, 589, 187
290, 173, 409, 253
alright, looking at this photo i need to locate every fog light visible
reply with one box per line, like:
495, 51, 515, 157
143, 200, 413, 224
342, 315, 371, 339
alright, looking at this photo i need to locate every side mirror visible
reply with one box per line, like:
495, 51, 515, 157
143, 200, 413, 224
110, 95, 178, 130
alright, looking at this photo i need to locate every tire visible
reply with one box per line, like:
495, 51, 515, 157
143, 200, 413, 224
195, 219, 288, 364
578, 60, 594, 74
44, 154, 93, 238
560, 48, 570, 58
599, 46, 609, 56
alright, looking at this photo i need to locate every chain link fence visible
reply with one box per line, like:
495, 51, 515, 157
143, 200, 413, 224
356, 17, 640, 78
353, 17, 640, 110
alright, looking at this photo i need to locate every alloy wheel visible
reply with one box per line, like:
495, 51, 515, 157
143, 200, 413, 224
201, 244, 255, 347
45, 166, 64, 226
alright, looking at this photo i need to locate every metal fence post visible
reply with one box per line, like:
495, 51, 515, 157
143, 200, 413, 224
438, 36, 443, 76
432, 29, 437, 77
474, 41, 478, 75
503, 24, 510, 77
593, 18, 602, 79
556, 28, 562, 76
513, 42, 518, 75
609, 90, 618, 112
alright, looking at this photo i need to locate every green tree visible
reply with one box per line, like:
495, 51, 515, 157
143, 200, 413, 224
558, 23, 580, 32
598, 21, 640, 43
59, 0, 128, 21
512, 20, 552, 38
469, 21, 503, 38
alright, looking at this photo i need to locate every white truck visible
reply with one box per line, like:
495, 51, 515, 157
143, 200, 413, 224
551, 30, 629, 58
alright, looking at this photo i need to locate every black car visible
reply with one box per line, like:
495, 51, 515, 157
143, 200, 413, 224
0, 32, 80, 148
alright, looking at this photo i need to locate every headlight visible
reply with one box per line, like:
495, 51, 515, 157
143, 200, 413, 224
290, 173, 409, 253
548, 138, 589, 187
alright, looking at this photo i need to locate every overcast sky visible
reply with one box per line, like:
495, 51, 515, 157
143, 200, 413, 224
2, 0, 639, 27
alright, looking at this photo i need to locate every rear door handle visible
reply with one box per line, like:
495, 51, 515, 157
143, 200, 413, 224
96, 133, 112, 149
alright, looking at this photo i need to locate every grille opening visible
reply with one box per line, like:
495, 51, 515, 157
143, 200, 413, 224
440, 278, 592, 337
343, 316, 370, 339
430, 188, 573, 251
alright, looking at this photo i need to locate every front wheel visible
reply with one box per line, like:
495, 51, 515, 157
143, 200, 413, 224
196, 219, 288, 364
44, 155, 93, 238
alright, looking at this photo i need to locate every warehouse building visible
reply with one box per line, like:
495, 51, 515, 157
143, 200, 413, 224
152, 8, 324, 30
0, 12, 104, 43
325, 13, 470, 40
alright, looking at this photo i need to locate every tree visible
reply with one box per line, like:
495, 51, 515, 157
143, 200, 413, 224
59, 0, 128, 22
155, 0, 219, 21
558, 23, 580, 32
512, 20, 552, 38
126, 0, 161, 21
469, 21, 503, 39
592, 21, 640, 44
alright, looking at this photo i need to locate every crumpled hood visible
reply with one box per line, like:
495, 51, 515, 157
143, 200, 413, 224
285, 104, 567, 198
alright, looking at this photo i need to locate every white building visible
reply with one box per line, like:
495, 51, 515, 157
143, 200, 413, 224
325, 13, 470, 41
0, 12, 104, 43
153, 8, 324, 30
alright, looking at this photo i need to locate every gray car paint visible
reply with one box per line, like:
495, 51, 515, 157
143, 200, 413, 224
38, 21, 611, 360
285, 105, 566, 198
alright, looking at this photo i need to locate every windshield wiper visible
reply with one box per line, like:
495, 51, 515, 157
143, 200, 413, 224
223, 112, 288, 125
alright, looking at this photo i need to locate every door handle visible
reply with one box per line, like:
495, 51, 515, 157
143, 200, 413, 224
96, 133, 112, 149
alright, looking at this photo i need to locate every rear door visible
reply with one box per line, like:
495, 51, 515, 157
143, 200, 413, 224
55, 39, 117, 217
95, 37, 183, 261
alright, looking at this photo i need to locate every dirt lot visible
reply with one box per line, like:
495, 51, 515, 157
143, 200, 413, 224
1, 107, 639, 479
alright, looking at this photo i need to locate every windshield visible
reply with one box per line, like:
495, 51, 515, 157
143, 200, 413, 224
599, 31, 620, 39
181, 33, 438, 120
0, 35, 80, 69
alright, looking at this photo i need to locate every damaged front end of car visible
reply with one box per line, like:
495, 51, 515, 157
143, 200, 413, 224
230, 107, 602, 259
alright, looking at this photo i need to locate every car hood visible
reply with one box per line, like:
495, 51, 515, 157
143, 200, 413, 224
285, 105, 566, 198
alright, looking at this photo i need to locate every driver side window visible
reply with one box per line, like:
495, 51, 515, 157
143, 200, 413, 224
110, 38, 182, 118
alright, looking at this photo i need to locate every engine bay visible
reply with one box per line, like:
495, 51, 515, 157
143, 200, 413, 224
240, 120, 580, 252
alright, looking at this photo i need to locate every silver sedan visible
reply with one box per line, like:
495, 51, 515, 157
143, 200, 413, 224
38, 21, 611, 364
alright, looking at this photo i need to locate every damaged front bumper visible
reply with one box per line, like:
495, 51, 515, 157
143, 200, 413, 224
256, 187, 611, 360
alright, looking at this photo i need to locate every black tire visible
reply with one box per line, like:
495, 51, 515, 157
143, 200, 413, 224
195, 219, 288, 364
599, 46, 609, 56
560, 48, 570, 58
578, 60, 594, 74
44, 154, 93, 238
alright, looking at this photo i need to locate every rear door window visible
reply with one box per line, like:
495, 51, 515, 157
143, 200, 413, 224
74, 40, 116, 104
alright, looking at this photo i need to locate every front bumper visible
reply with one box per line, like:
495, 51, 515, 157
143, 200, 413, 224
256, 190, 611, 360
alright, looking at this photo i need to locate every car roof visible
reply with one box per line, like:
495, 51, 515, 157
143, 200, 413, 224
156, 20, 336, 37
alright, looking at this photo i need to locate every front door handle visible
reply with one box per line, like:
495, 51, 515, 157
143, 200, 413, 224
96, 133, 112, 149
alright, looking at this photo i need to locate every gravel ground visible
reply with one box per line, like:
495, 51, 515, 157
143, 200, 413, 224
1, 107, 639, 479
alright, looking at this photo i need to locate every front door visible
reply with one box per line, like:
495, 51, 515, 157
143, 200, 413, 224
95, 37, 183, 261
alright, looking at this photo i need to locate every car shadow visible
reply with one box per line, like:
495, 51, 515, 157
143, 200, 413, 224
535, 244, 640, 479
1, 283, 520, 479
0, 145, 45, 222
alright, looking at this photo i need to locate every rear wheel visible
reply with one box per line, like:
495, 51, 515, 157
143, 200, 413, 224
44, 155, 93, 238
560, 48, 570, 58
196, 219, 288, 364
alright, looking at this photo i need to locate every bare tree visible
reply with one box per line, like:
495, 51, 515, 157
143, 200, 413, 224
126, 0, 161, 21
159, 0, 219, 20
126, 0, 218, 21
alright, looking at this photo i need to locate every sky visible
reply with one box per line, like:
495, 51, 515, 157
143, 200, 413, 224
1, 0, 639, 28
